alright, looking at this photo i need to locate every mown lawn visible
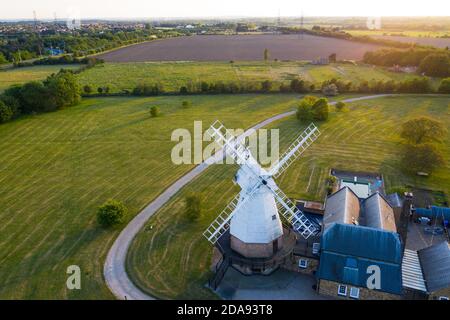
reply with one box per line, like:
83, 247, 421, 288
0, 65, 80, 92
0, 94, 311, 299
76, 61, 422, 94
127, 95, 450, 299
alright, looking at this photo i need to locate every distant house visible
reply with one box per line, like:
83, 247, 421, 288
316, 187, 403, 299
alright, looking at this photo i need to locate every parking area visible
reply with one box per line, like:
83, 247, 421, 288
216, 267, 329, 300
405, 220, 448, 251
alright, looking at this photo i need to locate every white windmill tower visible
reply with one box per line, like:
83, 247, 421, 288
203, 120, 321, 260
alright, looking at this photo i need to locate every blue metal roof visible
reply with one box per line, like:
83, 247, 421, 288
317, 223, 403, 294
416, 206, 450, 220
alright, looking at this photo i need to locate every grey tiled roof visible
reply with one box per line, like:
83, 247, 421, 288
418, 241, 450, 293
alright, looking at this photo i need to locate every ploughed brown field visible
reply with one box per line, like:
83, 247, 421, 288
373, 35, 450, 48
97, 34, 384, 62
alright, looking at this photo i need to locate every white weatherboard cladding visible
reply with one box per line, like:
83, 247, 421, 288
230, 187, 283, 244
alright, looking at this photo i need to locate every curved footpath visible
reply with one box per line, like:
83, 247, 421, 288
104, 94, 393, 300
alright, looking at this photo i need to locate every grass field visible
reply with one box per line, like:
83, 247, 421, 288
126, 95, 450, 299
0, 65, 80, 92
0, 94, 313, 299
77, 61, 425, 94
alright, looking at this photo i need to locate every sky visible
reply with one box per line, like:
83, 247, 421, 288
1, 0, 449, 20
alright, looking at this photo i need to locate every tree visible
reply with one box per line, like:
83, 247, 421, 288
98, 87, 103, 94
418, 53, 450, 77
0, 52, 8, 65
0, 101, 13, 123
322, 83, 338, 96
83, 85, 93, 94
335, 101, 345, 111
311, 98, 329, 121
438, 78, 450, 93
296, 96, 318, 122
44, 71, 81, 109
264, 48, 270, 61
290, 78, 309, 93
400, 143, 444, 174
261, 80, 272, 92
149, 106, 160, 117
97, 199, 127, 228
185, 195, 202, 222
400, 117, 446, 145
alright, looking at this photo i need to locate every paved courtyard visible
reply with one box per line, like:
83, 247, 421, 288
406, 221, 447, 251
216, 268, 329, 300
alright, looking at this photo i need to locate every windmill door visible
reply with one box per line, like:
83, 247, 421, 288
273, 239, 278, 254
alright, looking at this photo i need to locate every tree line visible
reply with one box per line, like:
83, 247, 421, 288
363, 48, 450, 77
0, 70, 81, 124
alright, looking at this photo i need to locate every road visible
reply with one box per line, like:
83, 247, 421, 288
103, 94, 393, 300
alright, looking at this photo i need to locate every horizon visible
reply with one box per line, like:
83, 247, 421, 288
1, 0, 448, 21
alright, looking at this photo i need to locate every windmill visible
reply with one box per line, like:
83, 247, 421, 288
203, 120, 321, 259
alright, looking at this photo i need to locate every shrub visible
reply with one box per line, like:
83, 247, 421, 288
181, 100, 192, 108
311, 98, 329, 121
97, 200, 127, 228
335, 101, 346, 111
0, 101, 13, 123
296, 96, 318, 122
83, 85, 93, 94
149, 106, 160, 117
438, 78, 450, 93
418, 53, 450, 78
322, 83, 338, 96
179, 86, 188, 94
261, 80, 272, 92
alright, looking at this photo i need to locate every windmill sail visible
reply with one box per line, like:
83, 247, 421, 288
269, 123, 320, 178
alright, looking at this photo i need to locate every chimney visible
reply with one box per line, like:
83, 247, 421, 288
398, 192, 413, 250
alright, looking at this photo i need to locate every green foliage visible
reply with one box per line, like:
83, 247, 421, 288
44, 70, 81, 108
133, 83, 164, 96
296, 96, 318, 122
400, 117, 446, 145
83, 85, 93, 94
400, 143, 445, 175
0, 52, 8, 64
261, 80, 272, 92
149, 106, 160, 117
311, 98, 329, 121
0, 101, 13, 123
181, 100, 192, 108
418, 53, 450, 78
322, 83, 338, 96
386, 186, 410, 195
290, 78, 310, 93
438, 78, 450, 93
0, 70, 82, 123
335, 101, 346, 111
185, 195, 202, 222
97, 199, 127, 228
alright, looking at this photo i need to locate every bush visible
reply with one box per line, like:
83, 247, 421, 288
261, 80, 272, 92
185, 195, 202, 222
335, 101, 346, 111
0, 101, 13, 123
322, 83, 338, 96
97, 200, 127, 228
438, 78, 450, 93
296, 96, 318, 122
311, 98, 329, 121
149, 106, 160, 117
418, 53, 450, 78
181, 100, 192, 108
83, 85, 93, 94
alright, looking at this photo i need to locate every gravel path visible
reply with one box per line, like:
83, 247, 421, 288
103, 94, 393, 300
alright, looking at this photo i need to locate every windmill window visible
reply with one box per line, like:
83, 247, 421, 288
337, 285, 347, 296
272, 215, 276, 220
349, 287, 360, 299
298, 259, 308, 268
